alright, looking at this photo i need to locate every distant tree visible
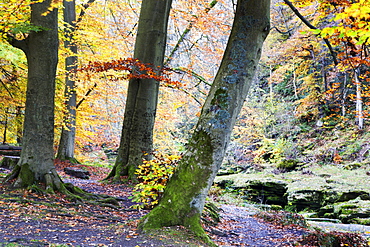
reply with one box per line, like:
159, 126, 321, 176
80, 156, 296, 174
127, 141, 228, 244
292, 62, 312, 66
106, 0, 173, 181
139, 0, 270, 242
57, 0, 78, 163
57, 0, 96, 163
5, 0, 62, 189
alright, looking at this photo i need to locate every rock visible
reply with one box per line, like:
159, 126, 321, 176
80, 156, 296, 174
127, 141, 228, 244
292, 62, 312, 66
215, 175, 288, 206
276, 159, 299, 172
336, 191, 370, 202
104, 149, 118, 159
0, 156, 19, 169
214, 170, 370, 225
241, 180, 288, 206
215, 179, 235, 189
64, 167, 90, 179
287, 189, 324, 211
333, 199, 370, 224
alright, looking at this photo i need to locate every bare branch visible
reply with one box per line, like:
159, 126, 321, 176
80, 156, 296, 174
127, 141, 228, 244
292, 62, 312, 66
283, 0, 338, 65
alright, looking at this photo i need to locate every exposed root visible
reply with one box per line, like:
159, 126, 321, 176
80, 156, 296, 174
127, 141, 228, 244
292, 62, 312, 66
2, 168, 119, 207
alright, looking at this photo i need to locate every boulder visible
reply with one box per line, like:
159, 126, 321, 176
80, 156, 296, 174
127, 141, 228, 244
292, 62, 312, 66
333, 199, 370, 224
214, 172, 370, 225
0, 156, 19, 170
64, 167, 90, 179
215, 175, 288, 206
104, 149, 118, 159
242, 180, 288, 206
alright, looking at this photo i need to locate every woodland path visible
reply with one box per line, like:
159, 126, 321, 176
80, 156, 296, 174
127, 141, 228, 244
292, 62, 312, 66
0, 161, 367, 246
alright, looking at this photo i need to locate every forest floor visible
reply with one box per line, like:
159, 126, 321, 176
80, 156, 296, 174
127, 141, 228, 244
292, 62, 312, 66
0, 160, 362, 247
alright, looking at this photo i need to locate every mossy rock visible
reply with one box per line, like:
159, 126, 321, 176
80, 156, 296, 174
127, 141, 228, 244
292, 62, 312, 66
287, 189, 325, 211
317, 205, 335, 217
343, 163, 362, 170
336, 191, 369, 202
333, 199, 370, 224
243, 180, 288, 206
0, 157, 19, 169
350, 218, 370, 225
276, 159, 299, 171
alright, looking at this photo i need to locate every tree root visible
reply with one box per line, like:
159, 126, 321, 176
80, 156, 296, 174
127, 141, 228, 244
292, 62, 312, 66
59, 182, 120, 207
3, 168, 120, 207
139, 206, 217, 247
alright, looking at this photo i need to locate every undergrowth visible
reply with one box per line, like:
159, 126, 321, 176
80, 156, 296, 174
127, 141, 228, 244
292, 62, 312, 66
129, 152, 181, 209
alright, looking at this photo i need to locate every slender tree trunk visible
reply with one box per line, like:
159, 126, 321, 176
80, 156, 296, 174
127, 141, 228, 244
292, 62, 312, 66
139, 0, 270, 241
16, 106, 23, 144
6, 0, 62, 189
355, 68, 364, 129
57, 0, 78, 163
106, 0, 172, 181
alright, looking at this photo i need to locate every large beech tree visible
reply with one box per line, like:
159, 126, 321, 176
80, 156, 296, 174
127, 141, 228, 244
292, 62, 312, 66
6, 0, 62, 189
139, 0, 270, 241
106, 0, 172, 181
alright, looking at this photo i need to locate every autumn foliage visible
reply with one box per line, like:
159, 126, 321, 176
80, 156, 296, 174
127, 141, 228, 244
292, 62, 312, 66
78, 58, 183, 88
130, 152, 181, 209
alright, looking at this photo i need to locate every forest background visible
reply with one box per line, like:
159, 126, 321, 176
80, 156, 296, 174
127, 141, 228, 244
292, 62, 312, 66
2, 0, 370, 168
1, 0, 370, 220
1, 0, 370, 245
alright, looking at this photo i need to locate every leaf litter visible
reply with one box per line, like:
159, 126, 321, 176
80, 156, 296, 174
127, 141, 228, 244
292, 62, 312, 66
0, 160, 360, 246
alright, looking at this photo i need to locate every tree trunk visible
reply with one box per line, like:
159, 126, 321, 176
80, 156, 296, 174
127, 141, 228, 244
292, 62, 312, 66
16, 106, 23, 144
355, 68, 363, 129
139, 0, 270, 241
106, 0, 172, 181
6, 0, 61, 189
57, 0, 78, 163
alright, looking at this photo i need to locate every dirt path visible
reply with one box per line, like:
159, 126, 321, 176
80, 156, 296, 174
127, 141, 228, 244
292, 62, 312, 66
207, 205, 307, 246
0, 176, 306, 247
0, 163, 368, 246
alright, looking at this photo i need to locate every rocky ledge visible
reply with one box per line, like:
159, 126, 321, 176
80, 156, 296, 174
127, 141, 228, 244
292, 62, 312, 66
215, 165, 370, 226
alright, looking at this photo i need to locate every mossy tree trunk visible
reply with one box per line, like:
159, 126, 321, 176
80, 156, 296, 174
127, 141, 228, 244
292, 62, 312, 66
139, 0, 270, 240
106, 0, 172, 181
6, 0, 62, 190
57, 0, 78, 163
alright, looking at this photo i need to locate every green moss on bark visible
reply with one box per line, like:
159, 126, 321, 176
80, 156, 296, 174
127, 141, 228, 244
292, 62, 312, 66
139, 129, 215, 244
19, 163, 35, 187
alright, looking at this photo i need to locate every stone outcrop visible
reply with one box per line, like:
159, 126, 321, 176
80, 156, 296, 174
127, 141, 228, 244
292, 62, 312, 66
215, 173, 370, 225
318, 199, 370, 225
216, 177, 288, 206
241, 180, 288, 206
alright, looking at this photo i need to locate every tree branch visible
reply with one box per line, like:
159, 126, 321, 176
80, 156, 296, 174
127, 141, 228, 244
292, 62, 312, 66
164, 0, 218, 65
283, 0, 338, 65
76, 0, 96, 25
76, 82, 97, 109
7, 36, 29, 54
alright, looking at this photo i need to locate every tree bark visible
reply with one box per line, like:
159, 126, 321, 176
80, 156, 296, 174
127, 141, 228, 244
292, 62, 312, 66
106, 0, 172, 181
355, 68, 364, 129
139, 0, 270, 241
6, 0, 61, 189
57, 0, 78, 163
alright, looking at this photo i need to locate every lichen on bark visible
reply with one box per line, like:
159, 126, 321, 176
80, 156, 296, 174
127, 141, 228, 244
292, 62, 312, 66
139, 0, 270, 243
